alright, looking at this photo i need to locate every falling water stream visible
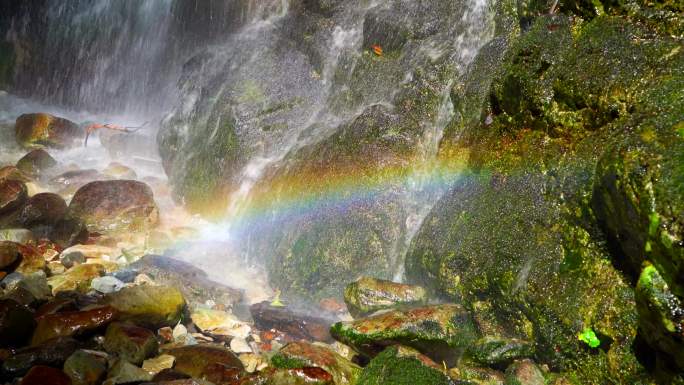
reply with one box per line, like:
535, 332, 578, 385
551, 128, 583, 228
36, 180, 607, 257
1, 0, 495, 302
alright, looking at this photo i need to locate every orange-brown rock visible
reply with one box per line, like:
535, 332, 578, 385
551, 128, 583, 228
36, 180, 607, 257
15, 113, 81, 149
67, 180, 159, 234
31, 306, 118, 345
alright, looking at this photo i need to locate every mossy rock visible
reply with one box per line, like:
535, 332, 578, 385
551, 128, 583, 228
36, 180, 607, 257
635, 264, 684, 370
357, 345, 454, 385
330, 304, 478, 365
415, 11, 683, 384
105, 285, 185, 328
344, 276, 428, 318
271, 341, 361, 385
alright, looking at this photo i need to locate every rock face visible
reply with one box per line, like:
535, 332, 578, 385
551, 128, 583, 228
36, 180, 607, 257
356, 345, 453, 385
16, 192, 68, 228
15, 113, 82, 149
67, 180, 159, 234
343, 276, 427, 318
407, 5, 684, 384
331, 304, 477, 364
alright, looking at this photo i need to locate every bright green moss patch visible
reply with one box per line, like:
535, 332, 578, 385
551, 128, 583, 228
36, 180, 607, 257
356, 346, 453, 385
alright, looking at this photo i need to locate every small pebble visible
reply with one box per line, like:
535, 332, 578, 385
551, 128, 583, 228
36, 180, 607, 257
91, 276, 125, 293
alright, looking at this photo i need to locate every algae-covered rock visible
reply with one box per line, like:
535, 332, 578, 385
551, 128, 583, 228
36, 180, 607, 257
104, 322, 159, 365
331, 304, 477, 364
344, 276, 428, 318
635, 264, 684, 369
504, 359, 544, 385
15, 113, 82, 149
63, 350, 107, 385
411, 9, 684, 383
466, 337, 535, 368
67, 180, 159, 235
356, 345, 453, 385
105, 285, 185, 328
271, 341, 361, 385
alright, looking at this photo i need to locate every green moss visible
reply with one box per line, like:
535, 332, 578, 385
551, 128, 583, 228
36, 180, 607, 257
271, 354, 309, 370
356, 346, 452, 385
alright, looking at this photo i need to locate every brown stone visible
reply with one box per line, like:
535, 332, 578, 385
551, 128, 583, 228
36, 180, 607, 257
16, 149, 57, 176
166, 345, 243, 378
0, 178, 28, 215
67, 180, 159, 234
0, 241, 20, 270
19, 365, 72, 385
16, 193, 68, 228
250, 301, 333, 342
15, 113, 82, 149
31, 306, 118, 346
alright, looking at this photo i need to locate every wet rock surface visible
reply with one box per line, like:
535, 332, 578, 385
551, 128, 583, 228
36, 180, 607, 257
331, 304, 478, 364
16, 148, 57, 176
15, 113, 82, 149
67, 180, 159, 234
344, 276, 427, 318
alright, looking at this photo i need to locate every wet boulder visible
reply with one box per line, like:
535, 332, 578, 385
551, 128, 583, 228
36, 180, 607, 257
344, 276, 428, 318
166, 345, 243, 378
250, 300, 333, 341
271, 341, 361, 385
129, 255, 243, 310
19, 365, 72, 385
49, 219, 89, 249
0, 178, 27, 216
103, 322, 159, 365
331, 304, 478, 364
15, 113, 82, 149
2, 337, 80, 378
105, 285, 185, 328
63, 349, 107, 385
0, 165, 31, 183
242, 367, 335, 385
357, 345, 453, 385
0, 299, 35, 347
15, 192, 68, 228
31, 306, 118, 345
67, 180, 159, 234
16, 149, 57, 177
465, 337, 535, 368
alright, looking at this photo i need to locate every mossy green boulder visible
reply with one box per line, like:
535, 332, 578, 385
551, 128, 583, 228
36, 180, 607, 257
331, 304, 477, 364
271, 341, 361, 385
344, 276, 428, 318
104, 285, 185, 328
409, 6, 684, 384
357, 345, 454, 385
